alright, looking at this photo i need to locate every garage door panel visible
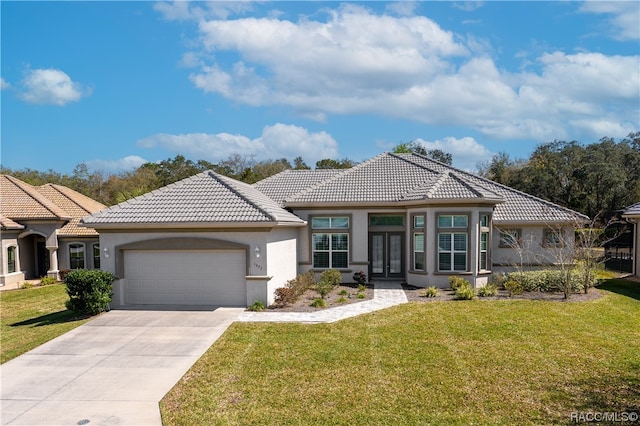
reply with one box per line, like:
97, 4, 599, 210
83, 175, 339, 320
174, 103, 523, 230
124, 250, 246, 306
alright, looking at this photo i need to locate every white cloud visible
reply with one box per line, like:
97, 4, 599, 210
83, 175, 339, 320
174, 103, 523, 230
154, 1, 253, 21
413, 136, 493, 171
86, 155, 148, 173
579, 1, 640, 41
452, 2, 485, 12
137, 123, 339, 165
385, 2, 419, 17
0, 77, 10, 90
19, 68, 90, 106
177, 5, 638, 142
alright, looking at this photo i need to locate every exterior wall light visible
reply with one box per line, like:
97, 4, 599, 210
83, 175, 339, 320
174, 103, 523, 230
254, 246, 261, 258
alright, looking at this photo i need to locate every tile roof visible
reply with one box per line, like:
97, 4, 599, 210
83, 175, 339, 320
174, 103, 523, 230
253, 169, 343, 203
622, 202, 640, 216
0, 214, 24, 230
0, 175, 105, 236
254, 152, 587, 223
82, 171, 305, 226
36, 184, 105, 236
1, 175, 70, 220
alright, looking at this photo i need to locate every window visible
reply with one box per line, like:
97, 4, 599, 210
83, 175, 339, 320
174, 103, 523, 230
93, 243, 100, 269
499, 229, 521, 248
7, 246, 16, 273
414, 233, 425, 270
369, 215, 404, 227
437, 214, 469, 272
438, 215, 468, 228
69, 243, 85, 269
543, 228, 563, 247
412, 214, 425, 271
479, 214, 491, 271
312, 216, 349, 268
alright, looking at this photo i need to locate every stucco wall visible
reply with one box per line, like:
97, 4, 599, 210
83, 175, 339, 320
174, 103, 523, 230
0, 233, 24, 286
97, 228, 299, 307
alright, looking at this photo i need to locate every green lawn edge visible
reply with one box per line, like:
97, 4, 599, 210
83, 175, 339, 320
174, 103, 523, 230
161, 279, 640, 425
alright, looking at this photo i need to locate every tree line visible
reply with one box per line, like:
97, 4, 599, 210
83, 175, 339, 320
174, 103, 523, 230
2, 133, 638, 222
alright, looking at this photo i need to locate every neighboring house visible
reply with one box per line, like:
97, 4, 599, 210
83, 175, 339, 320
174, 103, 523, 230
82, 153, 587, 308
622, 202, 640, 278
0, 175, 105, 287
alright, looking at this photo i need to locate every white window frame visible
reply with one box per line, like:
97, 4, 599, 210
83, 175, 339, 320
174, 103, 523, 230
311, 216, 350, 269
92, 243, 101, 269
7, 246, 17, 274
479, 214, 491, 271
69, 243, 85, 270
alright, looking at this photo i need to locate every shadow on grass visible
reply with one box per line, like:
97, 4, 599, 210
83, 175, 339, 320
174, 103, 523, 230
597, 279, 640, 301
10, 310, 88, 327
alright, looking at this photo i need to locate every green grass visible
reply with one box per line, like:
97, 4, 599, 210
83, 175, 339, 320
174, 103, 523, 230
0, 284, 90, 363
161, 279, 640, 425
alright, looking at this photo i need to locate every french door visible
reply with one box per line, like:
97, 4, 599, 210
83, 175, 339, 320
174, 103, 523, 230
369, 232, 404, 279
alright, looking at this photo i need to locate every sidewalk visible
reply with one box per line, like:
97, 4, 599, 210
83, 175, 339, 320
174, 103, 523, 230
238, 281, 408, 323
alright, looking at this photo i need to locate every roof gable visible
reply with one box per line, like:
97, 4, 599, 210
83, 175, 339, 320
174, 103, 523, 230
0, 175, 105, 236
253, 152, 587, 223
82, 171, 305, 227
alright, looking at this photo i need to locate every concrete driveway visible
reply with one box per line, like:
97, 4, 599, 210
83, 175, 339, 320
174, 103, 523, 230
0, 307, 244, 425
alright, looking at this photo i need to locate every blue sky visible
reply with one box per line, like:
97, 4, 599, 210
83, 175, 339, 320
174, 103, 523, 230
2, 1, 639, 173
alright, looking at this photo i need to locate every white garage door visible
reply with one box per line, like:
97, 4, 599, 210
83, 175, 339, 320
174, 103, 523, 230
124, 250, 246, 306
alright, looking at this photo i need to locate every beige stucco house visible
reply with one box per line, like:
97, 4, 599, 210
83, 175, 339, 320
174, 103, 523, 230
82, 153, 587, 308
622, 203, 640, 278
0, 175, 105, 287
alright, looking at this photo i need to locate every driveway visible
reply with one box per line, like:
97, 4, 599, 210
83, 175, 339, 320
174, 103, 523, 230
0, 307, 244, 425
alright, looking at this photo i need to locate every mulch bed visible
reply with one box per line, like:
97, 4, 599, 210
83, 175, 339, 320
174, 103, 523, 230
264, 283, 603, 313
267, 283, 374, 312
402, 284, 603, 303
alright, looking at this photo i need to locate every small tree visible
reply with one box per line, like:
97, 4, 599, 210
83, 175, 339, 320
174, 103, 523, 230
315, 269, 342, 299
65, 270, 116, 315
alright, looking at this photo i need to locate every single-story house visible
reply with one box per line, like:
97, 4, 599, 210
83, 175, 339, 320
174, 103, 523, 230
622, 202, 640, 278
82, 152, 587, 308
1, 175, 106, 287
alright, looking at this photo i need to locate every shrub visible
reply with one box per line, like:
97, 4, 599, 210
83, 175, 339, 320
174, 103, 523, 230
449, 276, 469, 291
338, 289, 349, 296
64, 269, 116, 316
310, 298, 327, 308
248, 300, 265, 312
274, 271, 315, 306
320, 269, 342, 287
357, 293, 366, 299
316, 269, 342, 299
315, 280, 334, 299
420, 286, 440, 298
506, 270, 582, 294
477, 283, 498, 297
454, 282, 475, 300
337, 296, 348, 304
503, 279, 523, 296
40, 276, 57, 286
357, 284, 367, 293
21, 282, 35, 289
352, 271, 367, 285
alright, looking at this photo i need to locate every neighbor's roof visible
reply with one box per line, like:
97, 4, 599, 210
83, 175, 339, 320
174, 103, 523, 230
36, 184, 105, 236
622, 202, 640, 217
254, 152, 587, 223
0, 214, 25, 230
0, 175, 105, 236
82, 171, 305, 227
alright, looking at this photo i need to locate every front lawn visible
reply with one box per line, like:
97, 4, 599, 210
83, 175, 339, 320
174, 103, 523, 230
0, 284, 90, 363
161, 279, 640, 425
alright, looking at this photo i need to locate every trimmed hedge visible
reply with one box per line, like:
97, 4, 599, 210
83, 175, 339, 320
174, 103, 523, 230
64, 269, 116, 316
506, 270, 583, 293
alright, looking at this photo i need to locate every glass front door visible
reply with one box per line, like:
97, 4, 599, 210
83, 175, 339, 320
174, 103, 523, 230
369, 232, 404, 279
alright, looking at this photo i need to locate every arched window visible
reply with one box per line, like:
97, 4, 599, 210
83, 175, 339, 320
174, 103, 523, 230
7, 246, 16, 273
69, 243, 85, 269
